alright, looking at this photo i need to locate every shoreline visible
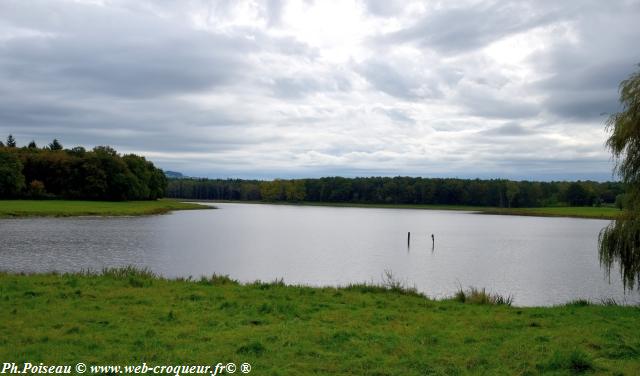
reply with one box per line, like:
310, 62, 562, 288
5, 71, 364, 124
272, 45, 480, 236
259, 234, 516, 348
1, 268, 635, 308
179, 199, 621, 220
1, 268, 638, 374
0, 199, 211, 218
0, 199, 619, 220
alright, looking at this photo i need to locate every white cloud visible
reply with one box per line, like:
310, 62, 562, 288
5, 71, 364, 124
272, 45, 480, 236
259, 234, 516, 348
0, 0, 638, 180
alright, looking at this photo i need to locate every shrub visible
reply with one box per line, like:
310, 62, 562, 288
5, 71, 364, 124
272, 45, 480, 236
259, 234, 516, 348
27, 180, 47, 198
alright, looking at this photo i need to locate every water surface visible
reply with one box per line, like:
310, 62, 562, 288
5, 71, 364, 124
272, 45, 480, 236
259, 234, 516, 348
1, 202, 637, 306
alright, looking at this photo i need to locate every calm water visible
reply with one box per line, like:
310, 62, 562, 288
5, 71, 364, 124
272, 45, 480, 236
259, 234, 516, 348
1, 202, 638, 306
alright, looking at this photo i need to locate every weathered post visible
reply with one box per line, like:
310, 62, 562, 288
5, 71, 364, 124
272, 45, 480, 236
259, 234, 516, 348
407, 232, 411, 247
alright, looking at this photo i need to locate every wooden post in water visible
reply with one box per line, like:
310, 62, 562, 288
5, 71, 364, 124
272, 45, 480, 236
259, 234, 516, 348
407, 232, 411, 247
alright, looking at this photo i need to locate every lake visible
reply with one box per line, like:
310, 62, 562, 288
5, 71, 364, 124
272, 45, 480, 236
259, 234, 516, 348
1, 202, 638, 306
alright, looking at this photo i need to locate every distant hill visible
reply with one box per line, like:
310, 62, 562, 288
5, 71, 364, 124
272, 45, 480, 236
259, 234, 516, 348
164, 171, 184, 179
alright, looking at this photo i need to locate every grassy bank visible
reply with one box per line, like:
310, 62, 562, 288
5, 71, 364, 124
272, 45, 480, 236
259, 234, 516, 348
0, 199, 210, 218
1, 269, 638, 375
480, 206, 621, 220
189, 199, 621, 220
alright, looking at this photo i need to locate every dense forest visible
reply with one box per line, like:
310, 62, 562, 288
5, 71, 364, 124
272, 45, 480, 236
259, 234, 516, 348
167, 177, 625, 208
0, 135, 166, 200
1, 134, 626, 207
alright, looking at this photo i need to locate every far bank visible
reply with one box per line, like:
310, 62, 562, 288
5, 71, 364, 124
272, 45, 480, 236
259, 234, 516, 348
180, 199, 620, 220
0, 199, 211, 218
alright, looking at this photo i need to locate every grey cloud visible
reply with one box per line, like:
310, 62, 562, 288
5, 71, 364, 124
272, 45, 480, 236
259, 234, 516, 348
382, 1, 560, 54
0, 1, 315, 100
480, 123, 535, 137
465, 100, 539, 120
538, 62, 635, 92
544, 90, 620, 120
272, 77, 321, 99
264, 0, 285, 26
456, 85, 540, 119
0, 0, 636, 180
0, 35, 246, 98
0, 82, 244, 129
361, 0, 404, 17
271, 72, 351, 98
0, 2, 254, 98
526, 2, 640, 120
533, 60, 637, 120
373, 108, 414, 124
357, 60, 441, 100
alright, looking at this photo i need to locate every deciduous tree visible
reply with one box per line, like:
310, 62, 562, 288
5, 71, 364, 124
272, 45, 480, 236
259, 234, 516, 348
599, 65, 640, 289
0, 150, 25, 196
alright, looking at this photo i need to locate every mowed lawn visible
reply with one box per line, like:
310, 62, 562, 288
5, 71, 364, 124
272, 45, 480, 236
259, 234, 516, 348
1, 270, 639, 375
0, 199, 210, 217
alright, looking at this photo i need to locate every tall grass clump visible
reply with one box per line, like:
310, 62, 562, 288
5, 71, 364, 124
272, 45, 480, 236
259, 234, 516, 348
564, 299, 591, 307
100, 266, 157, 279
539, 349, 594, 374
198, 274, 239, 286
248, 278, 286, 290
454, 287, 513, 306
600, 297, 620, 306
346, 270, 424, 298
99, 266, 158, 287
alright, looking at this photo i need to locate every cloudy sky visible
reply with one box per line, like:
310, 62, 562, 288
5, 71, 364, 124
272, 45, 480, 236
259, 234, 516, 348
1, 0, 639, 180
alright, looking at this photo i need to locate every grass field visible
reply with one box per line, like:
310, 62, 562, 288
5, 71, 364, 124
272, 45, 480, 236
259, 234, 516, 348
481, 206, 621, 220
1, 269, 638, 375
0, 199, 210, 217
193, 200, 622, 220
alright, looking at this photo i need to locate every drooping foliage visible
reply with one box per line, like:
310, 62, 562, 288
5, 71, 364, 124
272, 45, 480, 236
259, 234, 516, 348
599, 65, 640, 289
0, 139, 166, 200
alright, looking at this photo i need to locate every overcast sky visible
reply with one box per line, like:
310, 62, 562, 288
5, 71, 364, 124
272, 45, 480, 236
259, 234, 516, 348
1, 0, 639, 180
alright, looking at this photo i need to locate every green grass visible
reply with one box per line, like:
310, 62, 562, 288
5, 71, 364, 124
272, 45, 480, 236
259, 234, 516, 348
0, 199, 211, 217
480, 206, 621, 220
195, 199, 622, 219
1, 269, 639, 375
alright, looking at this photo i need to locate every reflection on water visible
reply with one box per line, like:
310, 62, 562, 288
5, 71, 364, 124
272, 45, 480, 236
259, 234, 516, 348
1, 202, 638, 306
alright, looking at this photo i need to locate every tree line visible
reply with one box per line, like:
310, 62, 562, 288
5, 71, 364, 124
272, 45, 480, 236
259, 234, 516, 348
167, 176, 625, 208
0, 136, 166, 200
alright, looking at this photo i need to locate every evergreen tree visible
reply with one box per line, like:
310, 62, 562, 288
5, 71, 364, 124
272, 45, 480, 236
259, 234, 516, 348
48, 139, 63, 151
6, 134, 16, 147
